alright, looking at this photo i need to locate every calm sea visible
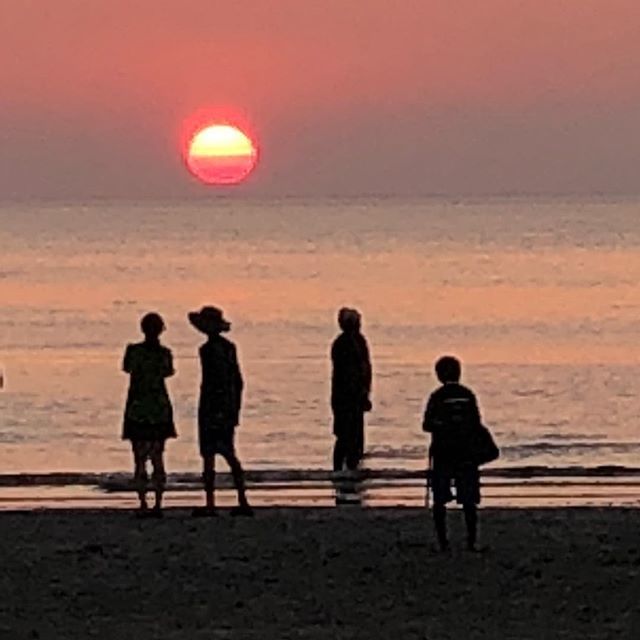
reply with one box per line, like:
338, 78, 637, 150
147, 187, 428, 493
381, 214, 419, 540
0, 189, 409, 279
1, 197, 639, 504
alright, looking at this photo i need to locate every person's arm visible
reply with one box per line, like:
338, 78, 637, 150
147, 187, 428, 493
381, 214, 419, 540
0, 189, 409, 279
330, 339, 339, 367
164, 349, 175, 378
359, 336, 373, 411
469, 390, 482, 428
361, 336, 372, 397
330, 339, 339, 413
422, 393, 438, 433
232, 345, 243, 424
198, 345, 207, 380
122, 345, 133, 374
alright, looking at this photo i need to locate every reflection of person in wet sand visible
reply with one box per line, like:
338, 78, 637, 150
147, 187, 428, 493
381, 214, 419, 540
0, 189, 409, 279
331, 307, 372, 471
122, 313, 176, 517
189, 306, 252, 517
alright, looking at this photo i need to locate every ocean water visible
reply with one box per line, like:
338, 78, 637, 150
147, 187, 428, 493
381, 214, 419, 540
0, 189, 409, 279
1, 197, 639, 495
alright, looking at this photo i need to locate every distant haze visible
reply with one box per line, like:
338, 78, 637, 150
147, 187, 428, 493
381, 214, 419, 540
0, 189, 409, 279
1, 1, 639, 199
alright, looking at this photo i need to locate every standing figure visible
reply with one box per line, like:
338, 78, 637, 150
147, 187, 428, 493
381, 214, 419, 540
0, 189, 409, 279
423, 356, 483, 551
331, 307, 372, 471
188, 306, 252, 516
122, 312, 176, 517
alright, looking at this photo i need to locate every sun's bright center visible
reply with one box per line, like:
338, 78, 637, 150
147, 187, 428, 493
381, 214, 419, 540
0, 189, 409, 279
185, 123, 258, 186
189, 125, 255, 158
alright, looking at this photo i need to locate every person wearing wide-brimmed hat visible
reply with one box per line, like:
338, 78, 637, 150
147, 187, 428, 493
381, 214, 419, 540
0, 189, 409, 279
188, 306, 252, 516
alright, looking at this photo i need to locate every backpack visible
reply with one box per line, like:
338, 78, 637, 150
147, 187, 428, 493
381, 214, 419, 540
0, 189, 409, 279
471, 424, 500, 466
430, 394, 499, 466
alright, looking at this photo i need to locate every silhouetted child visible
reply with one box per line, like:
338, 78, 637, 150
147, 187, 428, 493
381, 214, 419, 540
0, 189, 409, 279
188, 306, 252, 516
122, 312, 176, 517
331, 307, 372, 471
423, 356, 482, 551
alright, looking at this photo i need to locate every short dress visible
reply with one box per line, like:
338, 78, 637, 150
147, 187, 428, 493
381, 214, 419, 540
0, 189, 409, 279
122, 341, 177, 444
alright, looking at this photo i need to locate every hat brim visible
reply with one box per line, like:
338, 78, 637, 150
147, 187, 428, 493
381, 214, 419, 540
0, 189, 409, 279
188, 312, 231, 334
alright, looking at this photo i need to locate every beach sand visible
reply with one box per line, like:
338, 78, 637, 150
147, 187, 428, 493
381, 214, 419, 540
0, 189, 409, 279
0, 508, 638, 639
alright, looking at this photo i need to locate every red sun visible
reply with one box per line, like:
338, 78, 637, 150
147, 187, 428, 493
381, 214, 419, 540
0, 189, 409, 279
184, 124, 258, 186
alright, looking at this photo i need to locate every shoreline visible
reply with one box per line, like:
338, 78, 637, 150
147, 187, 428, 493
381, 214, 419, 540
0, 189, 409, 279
1, 466, 640, 510
2, 463, 640, 485
2, 467, 640, 511
1, 478, 639, 511
1, 507, 638, 639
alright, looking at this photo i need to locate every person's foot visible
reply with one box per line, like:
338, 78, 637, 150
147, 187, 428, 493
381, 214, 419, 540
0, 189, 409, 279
191, 506, 217, 518
230, 504, 254, 517
334, 469, 359, 482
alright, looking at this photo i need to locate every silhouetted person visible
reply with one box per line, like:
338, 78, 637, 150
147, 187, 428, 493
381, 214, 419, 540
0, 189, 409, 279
331, 308, 372, 471
122, 312, 176, 517
423, 356, 482, 551
188, 306, 252, 516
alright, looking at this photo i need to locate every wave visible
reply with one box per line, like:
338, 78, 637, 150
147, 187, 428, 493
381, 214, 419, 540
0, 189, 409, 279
501, 441, 640, 457
1, 465, 640, 491
366, 440, 640, 461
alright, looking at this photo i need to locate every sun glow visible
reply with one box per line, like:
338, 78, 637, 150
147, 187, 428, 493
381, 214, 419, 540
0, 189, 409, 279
185, 123, 258, 186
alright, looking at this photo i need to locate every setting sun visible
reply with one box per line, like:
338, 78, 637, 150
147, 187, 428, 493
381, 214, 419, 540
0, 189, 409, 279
185, 124, 258, 186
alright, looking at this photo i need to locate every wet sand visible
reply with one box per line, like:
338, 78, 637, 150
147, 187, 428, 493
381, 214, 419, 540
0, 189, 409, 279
0, 508, 638, 639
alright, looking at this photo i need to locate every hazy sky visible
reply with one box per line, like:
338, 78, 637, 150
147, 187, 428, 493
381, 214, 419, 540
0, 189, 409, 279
1, 1, 639, 199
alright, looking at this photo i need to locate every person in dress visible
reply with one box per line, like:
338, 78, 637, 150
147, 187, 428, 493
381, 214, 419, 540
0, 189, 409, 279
423, 356, 483, 551
330, 307, 372, 471
188, 306, 252, 516
122, 312, 176, 517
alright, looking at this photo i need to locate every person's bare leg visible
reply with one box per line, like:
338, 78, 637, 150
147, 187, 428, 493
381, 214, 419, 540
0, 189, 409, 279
355, 411, 365, 464
222, 451, 251, 513
229, 455, 249, 507
333, 437, 345, 472
463, 503, 478, 551
191, 456, 216, 517
150, 445, 166, 514
133, 445, 148, 512
433, 502, 448, 551
204, 455, 215, 510
346, 413, 361, 470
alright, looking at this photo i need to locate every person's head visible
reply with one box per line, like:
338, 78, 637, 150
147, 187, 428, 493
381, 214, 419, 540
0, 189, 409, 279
188, 306, 231, 337
435, 355, 461, 384
140, 312, 165, 340
338, 307, 361, 333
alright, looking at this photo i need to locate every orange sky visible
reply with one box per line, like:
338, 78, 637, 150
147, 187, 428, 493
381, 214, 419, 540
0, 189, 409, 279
1, 1, 639, 198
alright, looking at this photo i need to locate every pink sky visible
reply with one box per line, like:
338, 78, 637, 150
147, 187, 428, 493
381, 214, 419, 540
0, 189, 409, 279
1, 1, 639, 198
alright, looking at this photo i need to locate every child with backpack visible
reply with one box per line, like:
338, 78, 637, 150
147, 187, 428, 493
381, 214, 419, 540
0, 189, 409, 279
423, 355, 497, 551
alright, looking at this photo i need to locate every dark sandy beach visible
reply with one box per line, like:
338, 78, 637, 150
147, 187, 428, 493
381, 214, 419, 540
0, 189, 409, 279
0, 508, 638, 640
